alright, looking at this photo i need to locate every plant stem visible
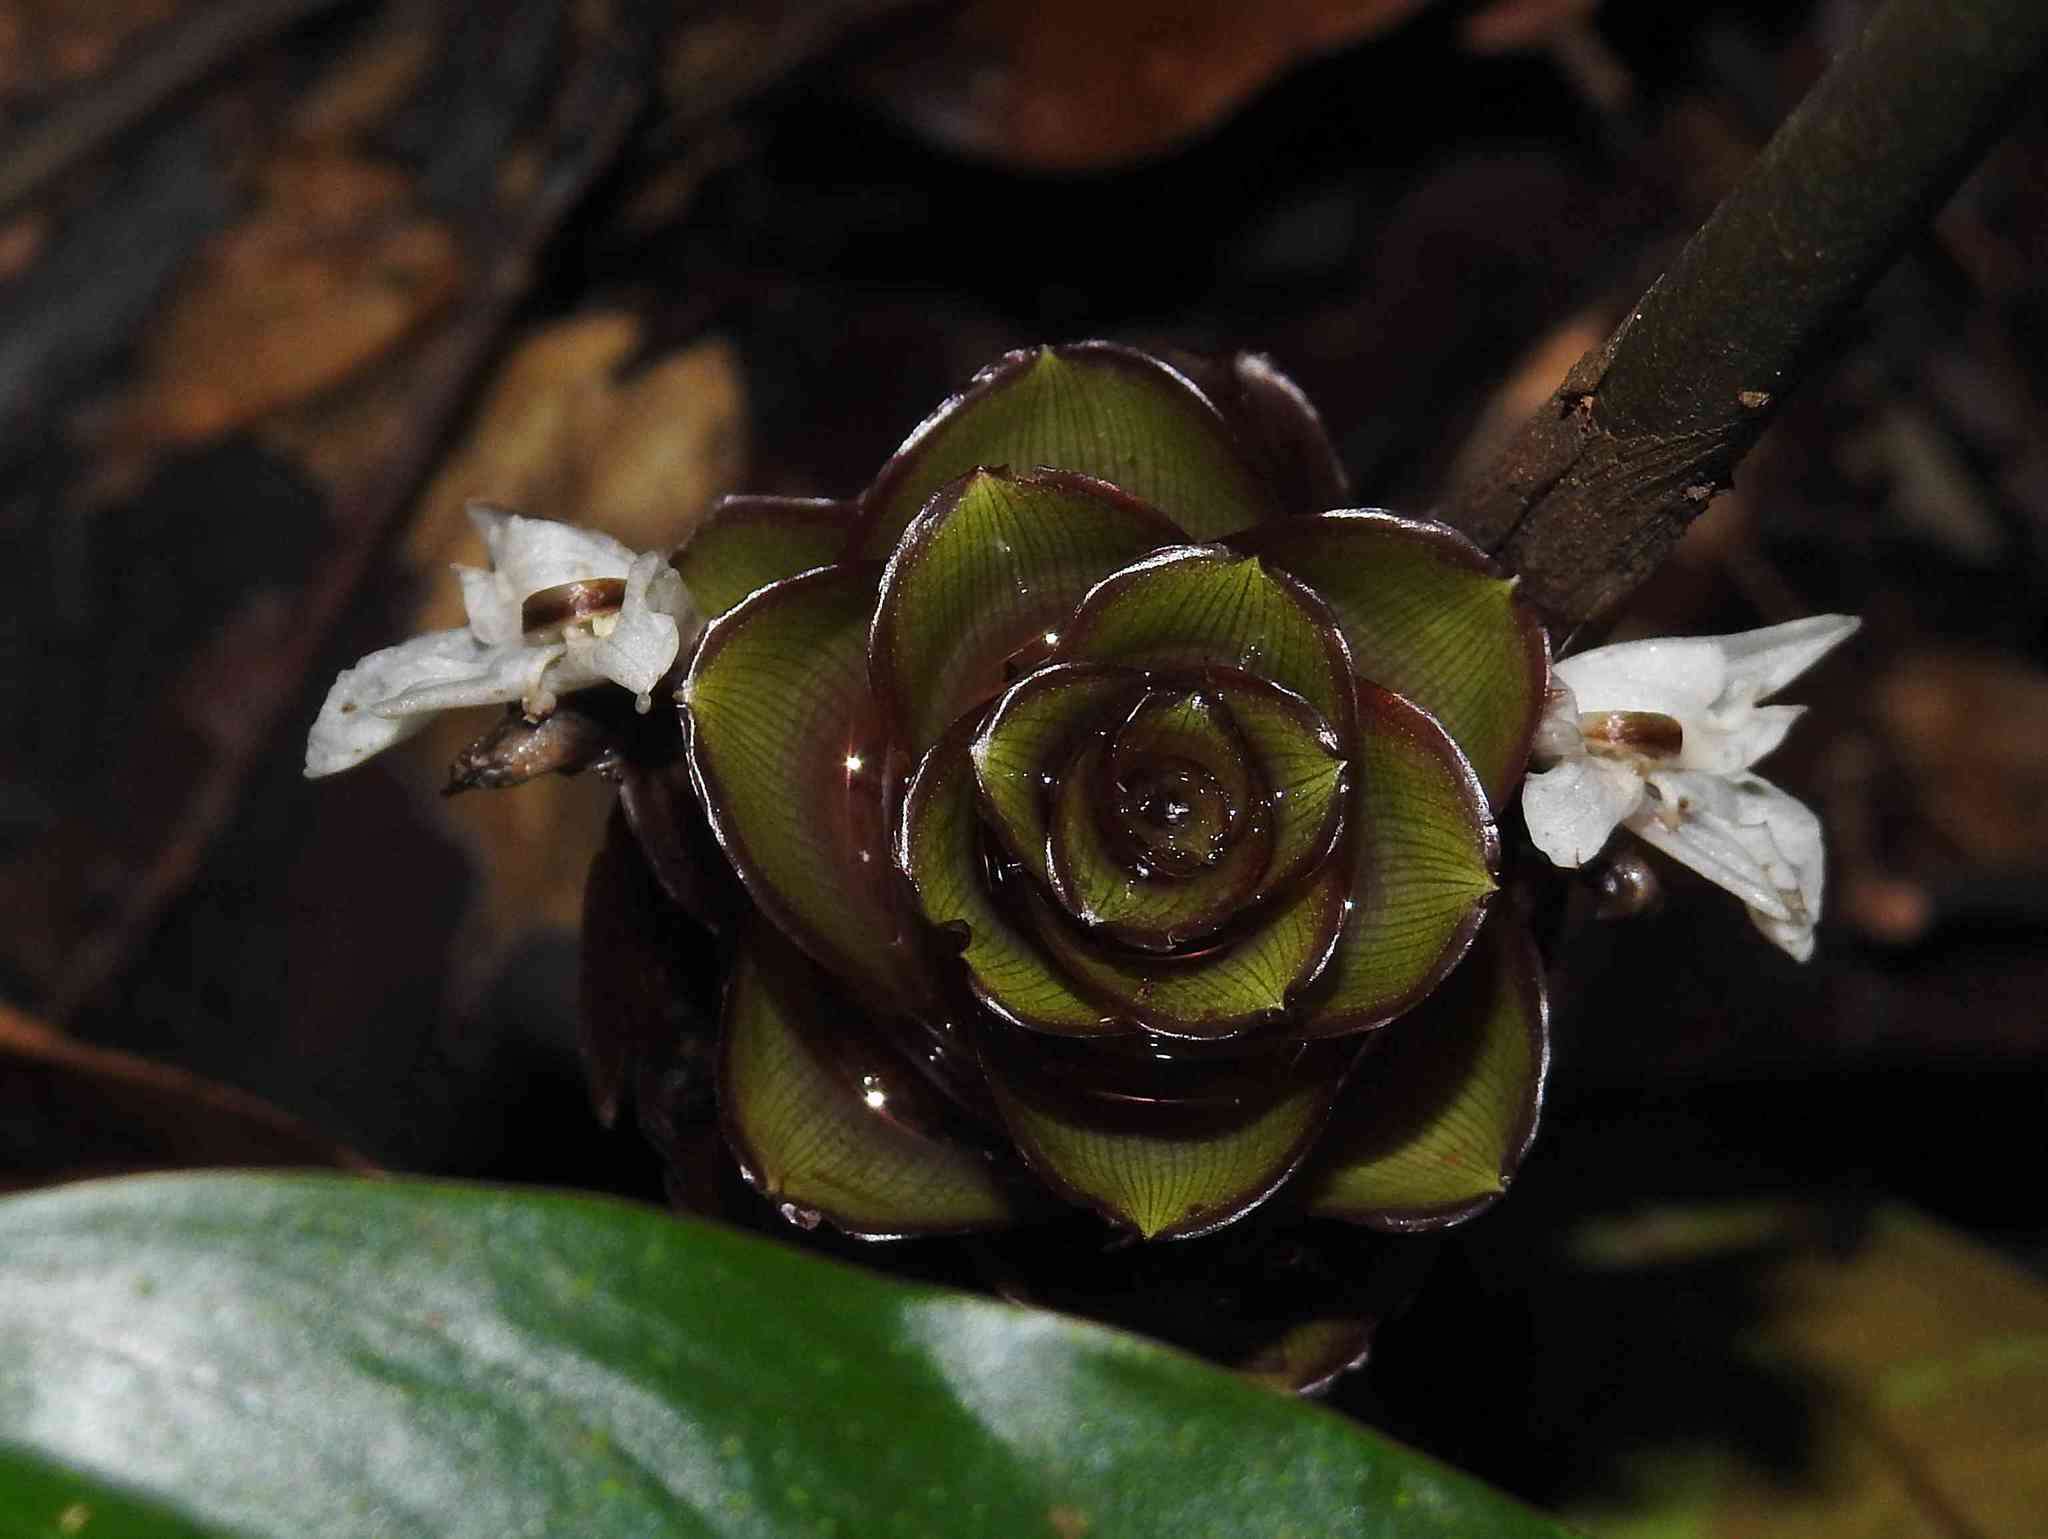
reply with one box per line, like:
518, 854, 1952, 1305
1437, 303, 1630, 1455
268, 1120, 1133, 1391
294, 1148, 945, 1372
1440, 0, 2048, 627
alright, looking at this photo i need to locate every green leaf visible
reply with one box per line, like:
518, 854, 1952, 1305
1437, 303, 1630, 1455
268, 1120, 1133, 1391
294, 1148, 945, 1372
979, 1032, 1349, 1241
858, 343, 1280, 556
1237, 511, 1549, 805
0, 1174, 1582, 1539
670, 495, 854, 619
0, 1447, 219, 1539
900, 716, 1124, 1036
1297, 682, 1499, 1036
1299, 911, 1549, 1228
681, 564, 933, 1013
869, 468, 1182, 761
721, 923, 1020, 1237
1029, 672, 1348, 949
971, 662, 1144, 885
1027, 866, 1348, 1039
1202, 672, 1350, 905
1056, 546, 1356, 742
1096, 685, 1256, 877
1046, 735, 1272, 951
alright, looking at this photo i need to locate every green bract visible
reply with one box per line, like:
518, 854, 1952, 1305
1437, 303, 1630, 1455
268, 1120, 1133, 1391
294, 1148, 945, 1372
658, 343, 1551, 1251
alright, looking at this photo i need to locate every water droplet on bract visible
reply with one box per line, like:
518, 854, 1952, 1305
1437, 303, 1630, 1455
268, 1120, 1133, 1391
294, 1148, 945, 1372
779, 1201, 823, 1230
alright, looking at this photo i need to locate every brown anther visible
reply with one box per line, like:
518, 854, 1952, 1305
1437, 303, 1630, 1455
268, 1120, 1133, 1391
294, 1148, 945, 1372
1580, 710, 1683, 760
521, 576, 626, 635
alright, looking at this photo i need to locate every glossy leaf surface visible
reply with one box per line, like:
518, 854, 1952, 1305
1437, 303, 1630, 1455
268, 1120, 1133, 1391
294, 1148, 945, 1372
1208, 674, 1350, 902
1300, 912, 1548, 1228
859, 344, 1279, 554
0, 1174, 1582, 1539
972, 662, 1143, 884
981, 1034, 1348, 1240
1237, 511, 1548, 803
900, 719, 1123, 1035
870, 468, 1182, 759
579, 806, 718, 1129
670, 494, 851, 619
1047, 737, 1271, 951
1172, 351, 1351, 516
1098, 686, 1255, 876
1057, 546, 1355, 739
1028, 867, 1347, 1039
1298, 683, 1499, 1035
721, 926, 1017, 1236
682, 565, 930, 1012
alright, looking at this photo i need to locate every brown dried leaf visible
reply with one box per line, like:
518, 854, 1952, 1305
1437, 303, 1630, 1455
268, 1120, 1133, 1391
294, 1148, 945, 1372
0, 1003, 374, 1191
0, 210, 47, 279
407, 314, 749, 570
121, 149, 463, 444
1460, 0, 1601, 54
857, 0, 1436, 171
0, 0, 176, 103
1876, 651, 2048, 865
289, 11, 437, 145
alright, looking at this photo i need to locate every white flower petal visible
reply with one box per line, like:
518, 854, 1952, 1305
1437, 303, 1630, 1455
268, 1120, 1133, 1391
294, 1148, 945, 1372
1729, 772, 1824, 915
456, 561, 521, 645
1679, 703, 1804, 774
1522, 756, 1644, 868
1628, 796, 1791, 922
470, 501, 637, 599
587, 552, 701, 707
374, 639, 566, 719
1554, 636, 1727, 719
1716, 614, 1859, 707
1630, 770, 1826, 960
308, 507, 701, 776
1530, 615, 1849, 960
1530, 683, 1583, 763
459, 501, 642, 644
304, 629, 496, 778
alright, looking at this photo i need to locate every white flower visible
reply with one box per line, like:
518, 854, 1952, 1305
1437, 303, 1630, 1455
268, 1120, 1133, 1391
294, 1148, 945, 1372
305, 503, 702, 778
1521, 614, 1859, 960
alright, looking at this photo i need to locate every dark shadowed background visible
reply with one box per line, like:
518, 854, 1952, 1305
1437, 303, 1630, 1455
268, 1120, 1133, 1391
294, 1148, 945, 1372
3, 0, 2044, 1530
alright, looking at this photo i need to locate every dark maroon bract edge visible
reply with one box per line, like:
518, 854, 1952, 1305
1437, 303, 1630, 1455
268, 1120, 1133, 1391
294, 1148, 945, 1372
895, 712, 1132, 1040
1232, 508, 1554, 805
1187, 667, 1351, 915
974, 1021, 1353, 1241
1025, 867, 1350, 1043
615, 750, 745, 935
1054, 543, 1362, 751
680, 562, 938, 1020
1162, 349, 1351, 517
1290, 679, 1501, 1040
673, 494, 856, 612
967, 661, 1148, 882
717, 921, 1038, 1242
1043, 688, 1270, 954
867, 466, 1187, 755
1313, 910, 1550, 1234
848, 340, 1277, 561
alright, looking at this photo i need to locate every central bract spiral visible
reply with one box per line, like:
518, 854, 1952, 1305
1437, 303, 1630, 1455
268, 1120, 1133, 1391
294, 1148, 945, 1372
1106, 689, 1245, 877
664, 342, 1552, 1257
